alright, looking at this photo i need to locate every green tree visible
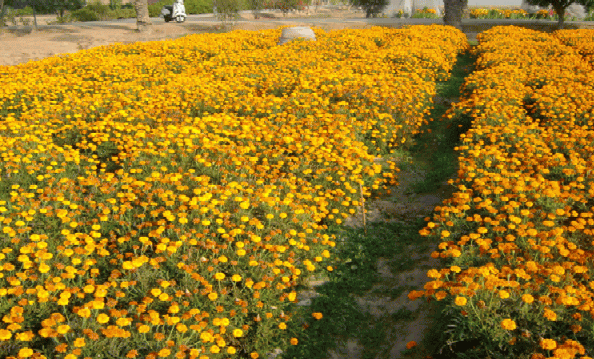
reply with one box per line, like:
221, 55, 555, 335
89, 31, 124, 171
524, 0, 594, 28
349, 0, 388, 18
30, 0, 85, 19
443, 0, 468, 30
214, 0, 240, 25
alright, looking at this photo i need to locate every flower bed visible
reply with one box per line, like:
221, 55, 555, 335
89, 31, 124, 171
410, 26, 594, 359
0, 25, 466, 359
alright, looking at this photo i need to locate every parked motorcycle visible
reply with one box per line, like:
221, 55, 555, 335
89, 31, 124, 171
161, 0, 186, 23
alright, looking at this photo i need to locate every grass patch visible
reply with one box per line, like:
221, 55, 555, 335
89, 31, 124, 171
282, 44, 478, 359
408, 45, 478, 194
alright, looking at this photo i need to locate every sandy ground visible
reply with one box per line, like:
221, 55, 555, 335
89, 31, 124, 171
0, 9, 386, 67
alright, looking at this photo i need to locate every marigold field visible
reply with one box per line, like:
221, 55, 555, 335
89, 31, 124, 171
410, 27, 594, 359
0, 25, 468, 359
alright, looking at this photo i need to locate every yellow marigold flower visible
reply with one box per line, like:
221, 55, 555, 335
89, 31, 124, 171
279, 323, 287, 330
251, 353, 260, 359
18, 347, 35, 357
455, 296, 467, 306
499, 290, 510, 299
290, 338, 298, 345
233, 329, 243, 337
74, 338, 85, 347
151, 288, 162, 297
97, 313, 110, 324
227, 347, 237, 354
544, 308, 557, 321
57, 325, 70, 334
522, 294, 534, 304
158, 348, 171, 357
214, 272, 226, 280
501, 319, 516, 330
540, 338, 557, 350
138, 325, 150, 333
210, 345, 220, 354
208, 293, 218, 301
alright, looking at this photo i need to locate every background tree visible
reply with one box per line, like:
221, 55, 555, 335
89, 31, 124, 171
30, 0, 84, 20
134, 0, 151, 32
214, 0, 240, 26
245, 0, 263, 18
524, 0, 594, 28
443, 0, 467, 30
349, 0, 388, 18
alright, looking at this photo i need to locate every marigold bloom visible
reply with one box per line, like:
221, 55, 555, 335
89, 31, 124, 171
501, 319, 516, 330
521, 294, 534, 304
406, 341, 417, 349
312, 312, 323, 320
18, 348, 34, 357
540, 338, 557, 350
97, 313, 110, 324
454, 296, 467, 306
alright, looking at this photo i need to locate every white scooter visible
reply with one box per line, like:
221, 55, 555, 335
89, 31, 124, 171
161, 0, 186, 23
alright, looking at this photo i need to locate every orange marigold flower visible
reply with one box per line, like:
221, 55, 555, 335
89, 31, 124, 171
540, 338, 557, 350
406, 341, 417, 349
521, 294, 534, 304
312, 312, 323, 320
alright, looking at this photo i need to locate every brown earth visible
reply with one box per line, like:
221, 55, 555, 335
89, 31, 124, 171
0, 8, 382, 67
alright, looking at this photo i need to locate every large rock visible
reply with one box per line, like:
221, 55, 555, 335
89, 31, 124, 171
277, 26, 316, 46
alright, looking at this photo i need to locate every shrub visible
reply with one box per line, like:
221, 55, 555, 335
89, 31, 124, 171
71, 7, 100, 21
184, 0, 215, 14
214, 0, 241, 23
84, 0, 112, 20
148, 0, 169, 17
110, 7, 136, 19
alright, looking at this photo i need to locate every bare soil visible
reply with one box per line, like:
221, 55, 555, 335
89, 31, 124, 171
0, 8, 377, 67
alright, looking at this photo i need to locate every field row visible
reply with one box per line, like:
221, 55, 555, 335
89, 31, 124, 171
0, 26, 467, 358
410, 27, 594, 359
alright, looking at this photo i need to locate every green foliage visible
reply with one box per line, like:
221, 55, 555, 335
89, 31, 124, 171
214, 0, 241, 24
183, 0, 215, 14
349, 0, 388, 18
71, 6, 100, 21
84, 0, 111, 19
263, 0, 309, 15
148, 0, 169, 17
29, 0, 85, 19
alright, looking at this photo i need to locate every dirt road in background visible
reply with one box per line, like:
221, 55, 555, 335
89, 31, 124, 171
0, 9, 391, 67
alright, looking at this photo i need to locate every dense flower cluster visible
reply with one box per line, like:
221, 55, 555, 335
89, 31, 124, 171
410, 26, 594, 358
470, 8, 529, 19
555, 30, 594, 67
0, 25, 466, 358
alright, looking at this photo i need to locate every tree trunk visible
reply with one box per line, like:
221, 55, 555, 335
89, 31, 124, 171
33, 3, 38, 31
443, 0, 467, 31
134, 0, 152, 32
553, 4, 565, 29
